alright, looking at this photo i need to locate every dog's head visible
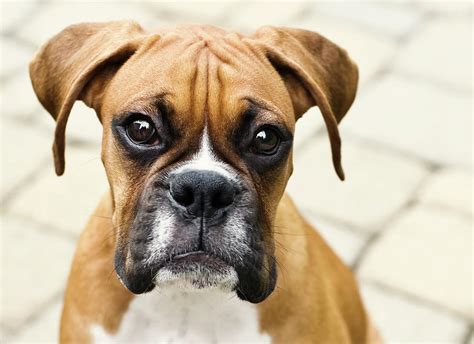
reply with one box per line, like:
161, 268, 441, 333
30, 22, 357, 303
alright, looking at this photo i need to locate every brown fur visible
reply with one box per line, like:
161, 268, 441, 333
29, 22, 378, 343
60, 193, 378, 343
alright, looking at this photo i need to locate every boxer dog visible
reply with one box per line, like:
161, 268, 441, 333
30, 21, 379, 343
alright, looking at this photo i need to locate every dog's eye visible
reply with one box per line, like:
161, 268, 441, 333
251, 127, 281, 155
126, 118, 158, 145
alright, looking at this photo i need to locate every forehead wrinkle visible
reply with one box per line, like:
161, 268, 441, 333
192, 44, 209, 126
159, 39, 207, 127
206, 33, 260, 69
206, 48, 223, 128
206, 38, 243, 65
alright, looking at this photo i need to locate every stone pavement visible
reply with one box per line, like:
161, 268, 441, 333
0, 1, 472, 343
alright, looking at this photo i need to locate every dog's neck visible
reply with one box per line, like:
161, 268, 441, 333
90, 287, 271, 343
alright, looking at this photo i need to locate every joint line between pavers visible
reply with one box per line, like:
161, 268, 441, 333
361, 278, 473, 324
461, 324, 473, 344
352, 167, 439, 271
300, 206, 369, 238
1, 0, 53, 38
344, 131, 444, 172
1, 156, 56, 207
5, 212, 83, 242
6, 290, 64, 339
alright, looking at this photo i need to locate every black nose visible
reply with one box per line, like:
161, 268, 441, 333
169, 170, 236, 218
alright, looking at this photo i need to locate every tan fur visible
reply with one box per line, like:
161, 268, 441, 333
257, 195, 367, 343
61, 193, 376, 343
29, 22, 379, 343
59, 193, 133, 343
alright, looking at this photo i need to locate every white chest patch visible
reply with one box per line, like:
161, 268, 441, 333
91, 289, 271, 343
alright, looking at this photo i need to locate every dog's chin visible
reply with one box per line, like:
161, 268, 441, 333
154, 252, 239, 293
116, 248, 276, 303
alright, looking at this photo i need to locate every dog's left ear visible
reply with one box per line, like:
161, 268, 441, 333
248, 26, 359, 180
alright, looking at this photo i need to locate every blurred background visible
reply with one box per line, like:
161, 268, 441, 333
0, 1, 472, 343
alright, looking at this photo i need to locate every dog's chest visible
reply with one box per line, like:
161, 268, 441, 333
91, 289, 271, 343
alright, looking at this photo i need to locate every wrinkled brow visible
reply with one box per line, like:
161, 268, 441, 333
242, 97, 287, 126
118, 92, 174, 117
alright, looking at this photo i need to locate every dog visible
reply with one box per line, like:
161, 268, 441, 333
30, 21, 380, 343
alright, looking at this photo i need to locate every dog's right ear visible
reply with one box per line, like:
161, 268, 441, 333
29, 20, 152, 176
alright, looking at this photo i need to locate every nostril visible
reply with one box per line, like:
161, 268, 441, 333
170, 184, 194, 207
211, 187, 235, 209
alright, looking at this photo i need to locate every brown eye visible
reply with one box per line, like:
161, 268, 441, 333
252, 127, 280, 155
126, 118, 157, 144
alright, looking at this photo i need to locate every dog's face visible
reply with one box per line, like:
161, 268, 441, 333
102, 39, 296, 302
30, 23, 358, 303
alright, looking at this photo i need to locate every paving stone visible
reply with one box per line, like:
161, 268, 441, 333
360, 282, 468, 343
359, 205, 472, 318
286, 136, 428, 231
1, 68, 42, 119
295, 15, 397, 86
344, 74, 472, 168
228, 2, 309, 33
37, 102, 103, 145
415, 1, 472, 16
417, 168, 473, 215
311, 2, 421, 38
0, 0, 38, 33
6, 301, 62, 343
302, 210, 367, 266
0, 214, 74, 330
0, 326, 9, 342
0, 37, 34, 80
395, 17, 472, 91
0, 117, 51, 199
149, 1, 236, 26
17, 2, 159, 46
59, 102, 102, 144
293, 107, 325, 149
6, 145, 108, 236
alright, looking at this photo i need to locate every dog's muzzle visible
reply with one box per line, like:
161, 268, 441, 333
115, 167, 276, 303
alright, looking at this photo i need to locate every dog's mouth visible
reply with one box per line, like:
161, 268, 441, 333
173, 250, 214, 262
163, 250, 233, 274
149, 249, 239, 291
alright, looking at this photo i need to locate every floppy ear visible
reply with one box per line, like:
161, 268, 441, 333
29, 20, 150, 176
248, 26, 359, 180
